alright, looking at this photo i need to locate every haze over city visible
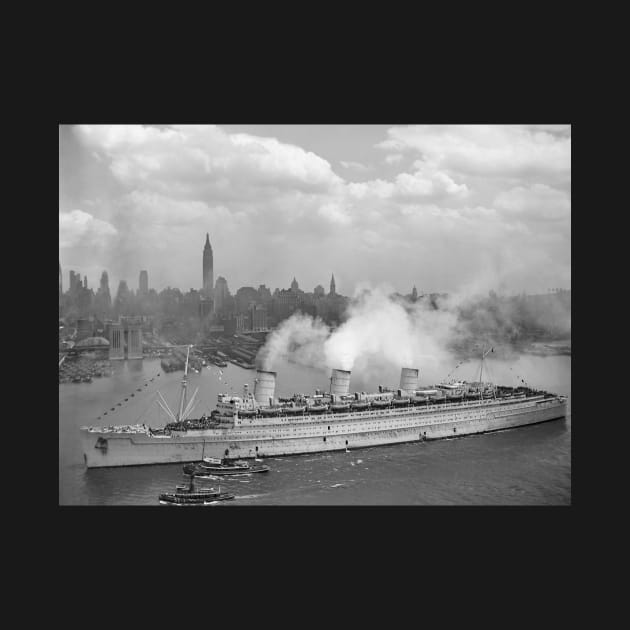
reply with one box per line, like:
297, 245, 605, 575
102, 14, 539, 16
59, 124, 571, 297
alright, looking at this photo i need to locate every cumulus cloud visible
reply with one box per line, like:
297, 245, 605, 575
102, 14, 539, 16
376, 124, 571, 181
340, 160, 370, 171
385, 153, 403, 164
75, 125, 343, 199
59, 209, 117, 248
494, 183, 571, 221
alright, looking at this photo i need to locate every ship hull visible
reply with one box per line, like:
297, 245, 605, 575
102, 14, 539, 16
81, 396, 567, 468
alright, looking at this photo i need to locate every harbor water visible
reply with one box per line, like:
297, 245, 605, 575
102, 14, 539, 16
59, 355, 571, 505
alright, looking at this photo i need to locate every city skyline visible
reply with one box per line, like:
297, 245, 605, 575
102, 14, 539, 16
59, 125, 571, 297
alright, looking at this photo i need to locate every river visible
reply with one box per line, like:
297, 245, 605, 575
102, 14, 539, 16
59, 354, 571, 505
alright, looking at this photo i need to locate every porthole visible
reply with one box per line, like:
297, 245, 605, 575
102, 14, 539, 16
323, 436, 326, 442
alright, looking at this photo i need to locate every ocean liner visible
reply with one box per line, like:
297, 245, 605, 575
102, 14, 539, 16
80, 347, 567, 468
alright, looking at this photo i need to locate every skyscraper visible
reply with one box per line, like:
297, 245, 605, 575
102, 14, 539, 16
203, 233, 213, 297
214, 276, 230, 313
329, 274, 336, 296
96, 270, 112, 314
139, 270, 149, 295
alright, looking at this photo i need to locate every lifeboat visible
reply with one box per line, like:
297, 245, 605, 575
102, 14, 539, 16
350, 401, 371, 411
392, 397, 410, 405
371, 399, 391, 408
330, 402, 351, 412
237, 409, 258, 418
281, 406, 307, 414
259, 407, 280, 416
307, 405, 328, 413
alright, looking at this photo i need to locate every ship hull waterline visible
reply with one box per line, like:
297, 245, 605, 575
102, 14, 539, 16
81, 396, 567, 468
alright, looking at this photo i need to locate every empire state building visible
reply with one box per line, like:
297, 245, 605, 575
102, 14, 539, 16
202, 233, 214, 298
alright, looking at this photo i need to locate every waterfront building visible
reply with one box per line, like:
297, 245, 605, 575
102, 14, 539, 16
203, 233, 214, 298
249, 303, 269, 331
329, 274, 336, 296
108, 317, 143, 360
76, 317, 96, 341
314, 284, 325, 297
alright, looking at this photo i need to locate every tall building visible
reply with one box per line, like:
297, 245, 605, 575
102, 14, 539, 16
290, 277, 299, 292
139, 270, 149, 295
83, 275, 88, 289
69, 270, 78, 293
95, 271, 112, 314
329, 274, 336, 296
202, 233, 213, 298
114, 280, 131, 315
214, 276, 230, 313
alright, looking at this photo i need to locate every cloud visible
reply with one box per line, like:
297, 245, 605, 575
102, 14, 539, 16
494, 184, 571, 221
385, 153, 403, 164
376, 125, 571, 182
318, 201, 353, 226
75, 125, 343, 199
340, 160, 370, 171
59, 209, 117, 249
347, 161, 467, 202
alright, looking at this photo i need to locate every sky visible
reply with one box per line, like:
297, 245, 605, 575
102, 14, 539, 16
59, 124, 571, 298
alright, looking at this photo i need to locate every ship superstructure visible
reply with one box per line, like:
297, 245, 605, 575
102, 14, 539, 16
80, 348, 567, 468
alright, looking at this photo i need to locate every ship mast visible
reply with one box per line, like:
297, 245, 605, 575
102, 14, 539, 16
177, 345, 191, 421
479, 345, 493, 400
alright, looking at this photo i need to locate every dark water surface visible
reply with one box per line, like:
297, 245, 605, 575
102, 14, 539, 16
59, 356, 571, 505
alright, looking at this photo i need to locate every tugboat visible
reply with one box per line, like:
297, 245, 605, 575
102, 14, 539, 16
159, 474, 235, 506
183, 455, 270, 477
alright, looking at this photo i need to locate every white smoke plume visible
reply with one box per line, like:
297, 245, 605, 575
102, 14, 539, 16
257, 286, 461, 387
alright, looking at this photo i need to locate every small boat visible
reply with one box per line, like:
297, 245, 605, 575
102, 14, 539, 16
183, 456, 269, 476
371, 399, 391, 407
330, 403, 351, 412
159, 475, 235, 506
350, 401, 371, 410
237, 409, 258, 418
392, 397, 410, 405
307, 405, 328, 413
259, 407, 280, 416
281, 405, 307, 414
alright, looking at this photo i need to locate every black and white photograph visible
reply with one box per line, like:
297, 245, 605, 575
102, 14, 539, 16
59, 124, 571, 506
